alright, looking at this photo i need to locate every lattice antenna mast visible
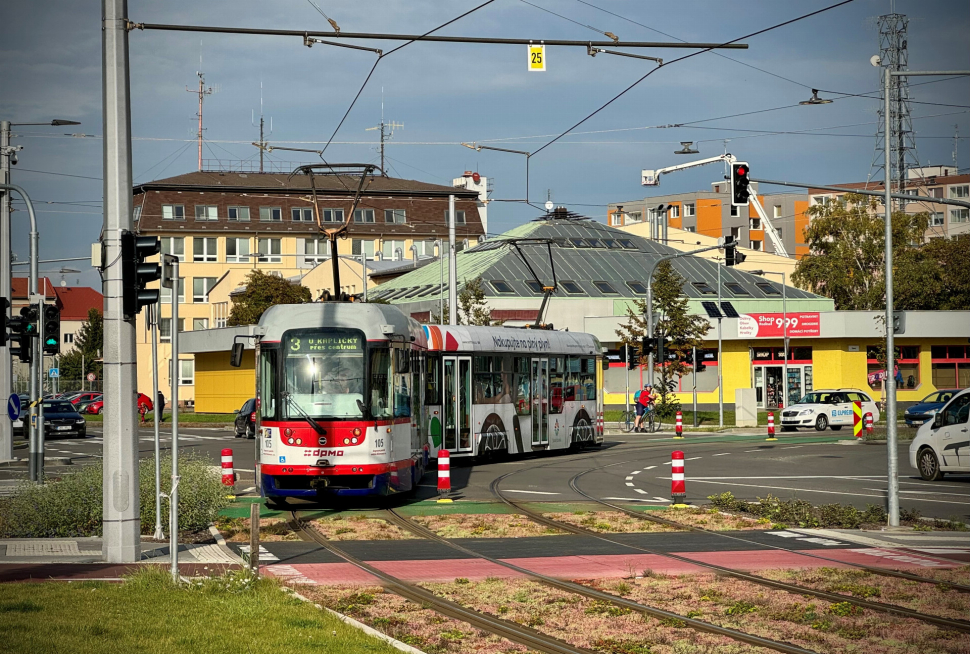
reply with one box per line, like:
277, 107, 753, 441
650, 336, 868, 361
867, 12, 920, 203
187, 65, 215, 171
252, 81, 273, 173
365, 89, 402, 176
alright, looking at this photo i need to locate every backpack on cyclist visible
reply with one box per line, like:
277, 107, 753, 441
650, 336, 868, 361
633, 389, 641, 404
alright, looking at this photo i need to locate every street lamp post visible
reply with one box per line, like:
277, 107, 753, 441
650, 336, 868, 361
461, 142, 530, 204
435, 240, 444, 324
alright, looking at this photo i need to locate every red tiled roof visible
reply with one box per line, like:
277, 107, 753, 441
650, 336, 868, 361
11, 277, 56, 300
52, 286, 103, 321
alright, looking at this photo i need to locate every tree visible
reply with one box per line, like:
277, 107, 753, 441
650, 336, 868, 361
792, 194, 931, 310
615, 261, 710, 418
58, 308, 104, 383
456, 277, 493, 325
893, 234, 970, 310
227, 270, 312, 326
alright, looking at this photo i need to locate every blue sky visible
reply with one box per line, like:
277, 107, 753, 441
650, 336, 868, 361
2, 0, 967, 289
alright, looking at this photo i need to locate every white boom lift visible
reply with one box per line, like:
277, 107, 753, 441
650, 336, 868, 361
641, 154, 789, 258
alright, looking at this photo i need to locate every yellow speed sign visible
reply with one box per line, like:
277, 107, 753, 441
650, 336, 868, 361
528, 44, 545, 72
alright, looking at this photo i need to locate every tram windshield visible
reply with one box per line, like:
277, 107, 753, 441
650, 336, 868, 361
283, 330, 366, 419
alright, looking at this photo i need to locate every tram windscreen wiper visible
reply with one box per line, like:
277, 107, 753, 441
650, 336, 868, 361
282, 392, 326, 435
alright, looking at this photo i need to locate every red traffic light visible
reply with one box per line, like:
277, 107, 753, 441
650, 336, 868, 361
737, 167, 746, 176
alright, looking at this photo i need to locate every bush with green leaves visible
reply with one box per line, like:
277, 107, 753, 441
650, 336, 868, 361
0, 454, 228, 538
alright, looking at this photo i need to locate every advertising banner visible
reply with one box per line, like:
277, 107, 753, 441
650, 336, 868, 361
737, 312, 821, 338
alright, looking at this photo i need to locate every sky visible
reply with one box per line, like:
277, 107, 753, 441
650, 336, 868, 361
2, 0, 968, 291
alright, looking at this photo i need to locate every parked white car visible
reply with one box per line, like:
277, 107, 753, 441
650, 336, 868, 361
780, 389, 880, 432
909, 388, 970, 480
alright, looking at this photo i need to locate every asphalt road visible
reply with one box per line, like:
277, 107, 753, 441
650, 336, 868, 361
3, 428, 968, 521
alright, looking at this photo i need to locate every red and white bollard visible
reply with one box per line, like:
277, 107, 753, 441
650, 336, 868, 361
865, 413, 874, 436
766, 412, 776, 441
437, 449, 452, 502
671, 450, 687, 506
674, 411, 683, 439
221, 448, 236, 490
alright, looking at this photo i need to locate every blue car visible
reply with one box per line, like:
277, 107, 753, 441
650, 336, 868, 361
904, 390, 960, 427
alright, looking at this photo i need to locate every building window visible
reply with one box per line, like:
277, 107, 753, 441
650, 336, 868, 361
593, 281, 618, 294
931, 345, 970, 388
724, 282, 749, 295
160, 278, 185, 304
749, 217, 761, 230
382, 240, 407, 260
490, 280, 515, 294
444, 209, 466, 225
668, 205, 680, 219
351, 239, 376, 260
193, 277, 217, 303
353, 208, 375, 223
298, 238, 330, 266
193, 237, 217, 262
257, 238, 282, 263
323, 208, 344, 223
63, 333, 74, 344
179, 359, 195, 386
525, 280, 543, 293
291, 207, 314, 222
413, 240, 438, 257
384, 209, 407, 224
730, 226, 741, 240
730, 205, 739, 217
193, 318, 208, 331
684, 226, 696, 233
948, 185, 969, 199
259, 206, 282, 222
749, 239, 763, 251
929, 187, 943, 198
561, 281, 584, 295
950, 208, 969, 224
931, 212, 945, 226
226, 237, 251, 263
213, 302, 229, 329
684, 203, 695, 217
773, 205, 782, 219
160, 237, 185, 261
133, 206, 142, 222
812, 195, 832, 206
776, 228, 783, 240
691, 282, 716, 295
159, 318, 185, 342
195, 205, 218, 221
626, 281, 647, 295
161, 204, 185, 220
755, 281, 779, 296
869, 345, 921, 390
227, 206, 250, 221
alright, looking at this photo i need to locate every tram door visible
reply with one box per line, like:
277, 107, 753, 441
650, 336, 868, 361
531, 358, 549, 447
443, 356, 473, 453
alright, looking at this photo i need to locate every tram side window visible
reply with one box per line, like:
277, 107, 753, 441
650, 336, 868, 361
370, 349, 393, 419
425, 354, 441, 405
549, 356, 565, 414
473, 355, 512, 404
580, 358, 596, 401
259, 348, 277, 419
513, 357, 530, 415
565, 357, 581, 401
393, 349, 412, 418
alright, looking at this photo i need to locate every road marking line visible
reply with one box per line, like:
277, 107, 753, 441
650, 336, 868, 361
625, 476, 634, 481
743, 449, 763, 452
863, 488, 970, 498
239, 486, 257, 493
687, 479, 970, 506
652, 496, 671, 502
782, 446, 803, 450
644, 465, 656, 470
634, 489, 648, 495
625, 482, 635, 487
602, 497, 657, 502
503, 489, 561, 495
912, 548, 970, 554
631, 471, 641, 475
712, 453, 730, 456
685, 456, 702, 461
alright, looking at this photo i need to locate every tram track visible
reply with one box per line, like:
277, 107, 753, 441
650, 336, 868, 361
487, 469, 970, 633
286, 510, 597, 654
494, 435, 970, 593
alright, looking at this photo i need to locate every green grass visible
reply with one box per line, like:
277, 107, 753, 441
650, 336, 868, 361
0, 568, 398, 654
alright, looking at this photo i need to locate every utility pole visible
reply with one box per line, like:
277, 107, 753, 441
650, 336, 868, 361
102, 0, 141, 563
252, 82, 271, 174
716, 260, 723, 428
187, 70, 214, 172
448, 195, 457, 326
0, 121, 13, 461
365, 92, 402, 177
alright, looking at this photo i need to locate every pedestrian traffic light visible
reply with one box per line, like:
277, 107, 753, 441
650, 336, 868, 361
640, 336, 655, 358
0, 297, 8, 347
8, 305, 36, 364
21, 304, 39, 339
43, 305, 60, 355
723, 235, 747, 267
730, 162, 750, 206
121, 230, 161, 321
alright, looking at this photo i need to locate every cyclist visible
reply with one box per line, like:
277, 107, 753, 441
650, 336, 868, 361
635, 384, 654, 432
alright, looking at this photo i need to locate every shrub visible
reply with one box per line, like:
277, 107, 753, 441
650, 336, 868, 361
0, 454, 228, 538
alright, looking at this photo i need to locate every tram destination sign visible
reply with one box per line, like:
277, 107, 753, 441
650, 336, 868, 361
287, 334, 362, 354
737, 312, 820, 338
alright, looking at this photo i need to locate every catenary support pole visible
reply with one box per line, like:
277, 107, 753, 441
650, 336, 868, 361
437, 241, 444, 324
101, 0, 141, 563
170, 258, 180, 580
883, 66, 899, 527
717, 261, 723, 428
625, 343, 630, 416
448, 195, 457, 326
0, 121, 11, 462
151, 302, 163, 540
36, 292, 45, 480
692, 345, 698, 428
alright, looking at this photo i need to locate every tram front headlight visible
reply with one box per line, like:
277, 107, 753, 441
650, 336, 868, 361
295, 438, 302, 445
287, 437, 295, 445
343, 437, 350, 445
351, 437, 358, 444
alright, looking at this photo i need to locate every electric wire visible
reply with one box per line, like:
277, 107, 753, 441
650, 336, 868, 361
517, 0, 615, 40
530, 0, 859, 157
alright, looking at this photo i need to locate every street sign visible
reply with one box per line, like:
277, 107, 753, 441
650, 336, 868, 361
87, 372, 96, 382
7, 394, 21, 422
528, 44, 545, 71
49, 368, 59, 378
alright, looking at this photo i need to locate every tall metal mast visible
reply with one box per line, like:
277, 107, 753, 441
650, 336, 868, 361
366, 90, 402, 177
252, 81, 271, 173
187, 66, 214, 172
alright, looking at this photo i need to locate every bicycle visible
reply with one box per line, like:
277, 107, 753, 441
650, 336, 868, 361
618, 409, 637, 433
642, 408, 658, 433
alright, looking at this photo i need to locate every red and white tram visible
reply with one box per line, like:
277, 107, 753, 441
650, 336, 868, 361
248, 303, 604, 505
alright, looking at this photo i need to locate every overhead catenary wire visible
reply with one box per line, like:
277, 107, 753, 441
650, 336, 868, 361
517, 0, 617, 41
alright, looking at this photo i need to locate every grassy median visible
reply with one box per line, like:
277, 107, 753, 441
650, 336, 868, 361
0, 568, 398, 654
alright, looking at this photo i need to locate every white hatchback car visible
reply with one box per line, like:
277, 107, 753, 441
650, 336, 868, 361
780, 389, 880, 432
909, 388, 970, 480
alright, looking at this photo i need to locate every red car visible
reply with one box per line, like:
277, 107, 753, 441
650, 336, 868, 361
70, 392, 102, 406
86, 393, 153, 415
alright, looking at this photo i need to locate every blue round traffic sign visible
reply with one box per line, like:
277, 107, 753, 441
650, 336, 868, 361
8, 394, 22, 422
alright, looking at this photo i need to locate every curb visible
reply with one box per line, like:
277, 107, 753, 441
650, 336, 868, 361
0, 456, 73, 468
208, 524, 246, 565
284, 588, 428, 654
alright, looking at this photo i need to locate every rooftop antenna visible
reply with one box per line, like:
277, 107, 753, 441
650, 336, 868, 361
252, 80, 273, 173
365, 88, 402, 177
954, 124, 960, 168
187, 43, 217, 171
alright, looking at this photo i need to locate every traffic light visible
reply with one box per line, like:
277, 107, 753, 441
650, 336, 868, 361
892, 311, 905, 335
43, 305, 61, 355
121, 230, 161, 321
724, 235, 747, 267
730, 162, 750, 206
640, 336, 655, 358
0, 297, 8, 347
8, 305, 37, 364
